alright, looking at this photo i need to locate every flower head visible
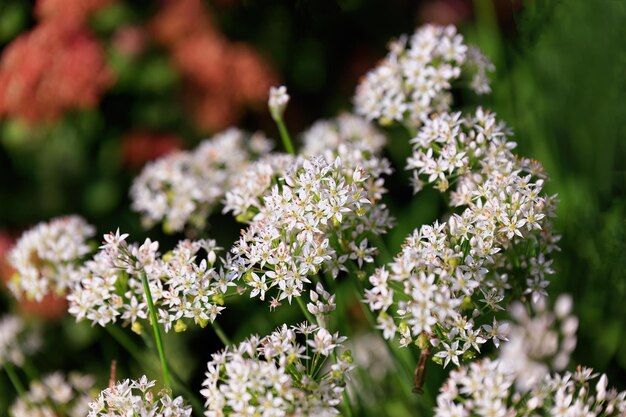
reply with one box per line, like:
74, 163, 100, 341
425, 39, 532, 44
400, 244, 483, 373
0, 314, 42, 367
201, 323, 351, 417
269, 85, 290, 121
88, 375, 192, 417
354, 25, 492, 127
8, 216, 95, 301
68, 232, 233, 332
365, 108, 558, 365
11, 372, 94, 417
130, 128, 272, 233
228, 153, 392, 306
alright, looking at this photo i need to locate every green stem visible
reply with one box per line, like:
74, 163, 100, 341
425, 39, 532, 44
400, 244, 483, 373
296, 296, 316, 325
369, 233, 393, 265
22, 359, 39, 382
276, 118, 295, 155
211, 321, 232, 346
3, 361, 26, 396
140, 272, 170, 389
332, 351, 355, 417
107, 326, 204, 416
342, 389, 355, 417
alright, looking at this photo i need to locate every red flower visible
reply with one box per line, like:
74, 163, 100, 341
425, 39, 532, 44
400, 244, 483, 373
35, 0, 113, 25
150, 0, 277, 132
0, 21, 114, 123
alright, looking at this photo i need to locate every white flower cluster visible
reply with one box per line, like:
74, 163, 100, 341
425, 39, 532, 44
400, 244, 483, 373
68, 230, 235, 332
10, 372, 94, 417
501, 295, 578, 391
354, 25, 492, 127
435, 360, 626, 417
130, 128, 273, 233
0, 315, 41, 367
224, 114, 389, 223
201, 323, 352, 417
365, 109, 559, 362
88, 375, 192, 417
432, 295, 622, 417
306, 282, 337, 326
8, 215, 95, 301
408, 108, 559, 299
228, 153, 392, 307
223, 152, 296, 219
300, 113, 386, 157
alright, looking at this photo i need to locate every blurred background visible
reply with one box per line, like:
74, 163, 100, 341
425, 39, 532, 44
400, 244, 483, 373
0, 0, 624, 415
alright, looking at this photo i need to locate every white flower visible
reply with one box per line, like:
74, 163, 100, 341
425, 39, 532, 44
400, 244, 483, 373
435, 341, 464, 368
10, 371, 94, 417
435, 357, 626, 417
228, 152, 392, 306
8, 215, 95, 301
201, 323, 352, 417
88, 376, 191, 417
499, 294, 578, 390
68, 233, 231, 332
482, 319, 509, 348
355, 25, 492, 128
0, 315, 42, 367
130, 129, 273, 233
269, 85, 290, 121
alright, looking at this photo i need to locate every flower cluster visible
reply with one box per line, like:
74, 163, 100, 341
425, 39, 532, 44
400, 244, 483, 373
500, 295, 578, 391
365, 109, 558, 364
88, 375, 192, 417
300, 113, 386, 157
408, 108, 559, 300
222, 152, 296, 219
8, 216, 95, 301
431, 295, 611, 417
201, 323, 352, 417
354, 24, 492, 127
0, 315, 42, 367
223, 113, 388, 221
0, 19, 113, 123
35, 0, 112, 24
130, 128, 272, 233
68, 231, 235, 332
435, 360, 626, 417
228, 153, 392, 307
10, 372, 94, 417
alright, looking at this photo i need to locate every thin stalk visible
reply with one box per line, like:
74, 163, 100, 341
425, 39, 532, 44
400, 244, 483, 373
369, 233, 393, 265
3, 361, 26, 396
332, 351, 355, 417
342, 390, 355, 417
295, 296, 316, 325
276, 118, 295, 155
211, 321, 232, 346
140, 272, 170, 389
107, 326, 204, 415
22, 359, 39, 382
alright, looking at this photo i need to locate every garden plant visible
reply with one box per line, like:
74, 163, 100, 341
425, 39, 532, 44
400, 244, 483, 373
0, 1, 624, 416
